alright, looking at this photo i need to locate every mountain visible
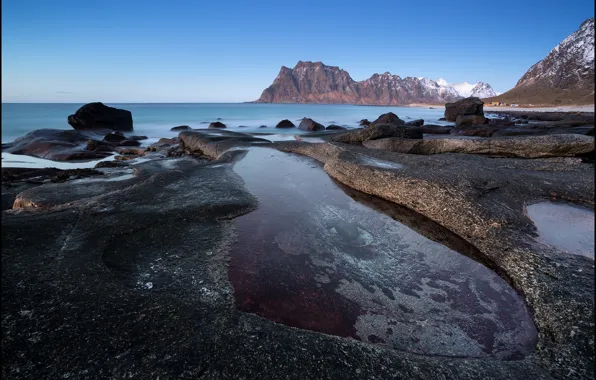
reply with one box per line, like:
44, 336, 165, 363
438, 79, 497, 98
486, 18, 594, 106
255, 61, 493, 105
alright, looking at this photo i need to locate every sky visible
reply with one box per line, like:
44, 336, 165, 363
2, 0, 594, 103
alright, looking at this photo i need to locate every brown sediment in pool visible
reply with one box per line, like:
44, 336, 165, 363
228, 147, 538, 360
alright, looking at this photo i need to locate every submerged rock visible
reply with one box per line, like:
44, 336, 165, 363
208, 121, 227, 129
276, 119, 296, 128
298, 118, 325, 131
103, 131, 126, 143
67, 102, 133, 132
370, 112, 405, 127
327, 125, 347, 130
171, 125, 191, 131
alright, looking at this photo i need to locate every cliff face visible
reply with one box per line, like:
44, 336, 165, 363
255, 61, 473, 105
486, 18, 594, 105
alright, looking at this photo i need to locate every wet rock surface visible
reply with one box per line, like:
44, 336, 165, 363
329, 125, 423, 144
1, 128, 594, 380
445, 97, 485, 122
274, 140, 594, 379
362, 134, 595, 158
229, 148, 537, 359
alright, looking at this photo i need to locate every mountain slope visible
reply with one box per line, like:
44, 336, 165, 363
486, 18, 595, 106
255, 61, 493, 105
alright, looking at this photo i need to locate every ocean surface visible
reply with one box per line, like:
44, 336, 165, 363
1, 103, 452, 143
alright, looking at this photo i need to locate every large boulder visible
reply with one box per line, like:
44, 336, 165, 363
327, 125, 347, 130
455, 115, 487, 127
276, 119, 296, 128
370, 112, 405, 127
2, 129, 112, 161
362, 134, 594, 158
298, 118, 325, 131
329, 124, 423, 144
179, 130, 271, 158
171, 125, 191, 131
67, 102, 133, 132
444, 97, 484, 122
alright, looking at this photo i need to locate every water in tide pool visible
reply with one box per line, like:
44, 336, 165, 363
1, 103, 451, 143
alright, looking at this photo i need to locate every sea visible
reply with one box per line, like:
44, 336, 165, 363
1, 103, 452, 143
1, 103, 452, 168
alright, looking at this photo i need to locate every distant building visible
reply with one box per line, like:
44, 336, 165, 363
511, 104, 519, 107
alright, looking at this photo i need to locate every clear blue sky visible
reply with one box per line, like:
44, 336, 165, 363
2, 0, 593, 102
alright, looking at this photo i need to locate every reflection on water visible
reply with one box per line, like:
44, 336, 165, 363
229, 147, 537, 359
527, 201, 594, 259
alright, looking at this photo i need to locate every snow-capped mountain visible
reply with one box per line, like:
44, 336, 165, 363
437, 79, 497, 98
255, 61, 496, 105
488, 17, 594, 105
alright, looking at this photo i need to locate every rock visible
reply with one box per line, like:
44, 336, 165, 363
2, 129, 112, 161
114, 155, 136, 161
171, 125, 191, 131
259, 125, 267, 128
129, 135, 148, 141
439, 118, 447, 121
329, 124, 423, 144
489, 119, 515, 127
359, 119, 371, 126
103, 131, 126, 143
370, 112, 405, 127
451, 126, 498, 137
179, 130, 271, 158
95, 160, 130, 168
115, 146, 145, 156
455, 115, 487, 127
492, 129, 547, 137
208, 122, 227, 129
118, 140, 141, 147
238, 126, 249, 128
516, 120, 529, 125
327, 125, 347, 130
275, 119, 296, 128
362, 134, 594, 158
86, 139, 113, 151
405, 119, 424, 127
444, 97, 484, 122
411, 125, 452, 134
298, 118, 325, 131
67, 102, 133, 131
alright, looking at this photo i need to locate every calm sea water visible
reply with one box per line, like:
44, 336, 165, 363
1, 103, 450, 143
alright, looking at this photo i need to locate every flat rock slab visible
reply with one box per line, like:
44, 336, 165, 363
273, 140, 595, 379
362, 134, 594, 158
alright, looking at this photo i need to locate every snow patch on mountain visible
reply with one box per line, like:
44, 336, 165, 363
437, 79, 497, 98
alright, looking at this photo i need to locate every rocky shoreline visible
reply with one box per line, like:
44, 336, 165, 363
2, 100, 594, 380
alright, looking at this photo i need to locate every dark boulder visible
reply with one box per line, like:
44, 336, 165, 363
118, 140, 141, 147
489, 119, 515, 127
2, 129, 111, 161
298, 118, 325, 131
275, 120, 296, 128
329, 124, 423, 144
327, 125, 347, 130
171, 125, 191, 131
444, 97, 484, 122
359, 119, 371, 126
67, 102, 133, 131
456, 115, 487, 127
451, 126, 498, 137
411, 125, 452, 134
370, 112, 405, 127
208, 122, 227, 129
103, 131, 126, 143
405, 119, 424, 127
129, 135, 148, 141
86, 139, 113, 151
439, 118, 447, 121
259, 125, 268, 128
95, 160, 130, 168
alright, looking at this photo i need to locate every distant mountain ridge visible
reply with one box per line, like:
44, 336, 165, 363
486, 17, 594, 105
255, 61, 496, 105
